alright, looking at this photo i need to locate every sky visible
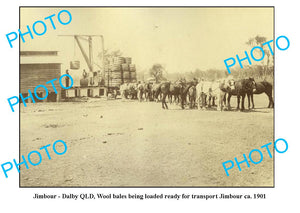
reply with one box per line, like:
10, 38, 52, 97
20, 7, 274, 74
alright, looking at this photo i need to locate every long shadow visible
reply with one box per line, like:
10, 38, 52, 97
226, 108, 273, 113
159, 106, 273, 113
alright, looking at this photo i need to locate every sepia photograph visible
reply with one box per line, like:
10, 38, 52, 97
19, 7, 274, 187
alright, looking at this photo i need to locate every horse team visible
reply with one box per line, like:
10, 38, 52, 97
119, 77, 274, 111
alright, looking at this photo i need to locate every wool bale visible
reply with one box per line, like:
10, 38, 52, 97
121, 64, 129, 71
70, 60, 80, 69
123, 71, 130, 79
125, 57, 132, 64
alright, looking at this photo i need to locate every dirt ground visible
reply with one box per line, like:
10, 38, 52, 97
20, 94, 273, 187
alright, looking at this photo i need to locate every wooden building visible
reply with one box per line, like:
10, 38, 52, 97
20, 51, 62, 102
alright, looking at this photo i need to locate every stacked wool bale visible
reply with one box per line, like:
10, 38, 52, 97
104, 57, 123, 87
104, 56, 137, 87
122, 57, 137, 83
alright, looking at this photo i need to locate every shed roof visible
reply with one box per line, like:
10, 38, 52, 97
20, 51, 62, 64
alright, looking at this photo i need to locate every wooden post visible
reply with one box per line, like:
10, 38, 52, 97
56, 90, 61, 102
42, 92, 47, 102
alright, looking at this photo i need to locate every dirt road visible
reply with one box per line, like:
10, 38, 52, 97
20, 95, 273, 187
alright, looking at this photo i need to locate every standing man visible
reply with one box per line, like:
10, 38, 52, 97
65, 69, 70, 88
82, 69, 88, 78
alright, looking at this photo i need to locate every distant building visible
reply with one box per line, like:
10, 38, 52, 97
20, 51, 62, 102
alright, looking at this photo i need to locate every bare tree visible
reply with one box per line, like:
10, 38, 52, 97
149, 64, 165, 83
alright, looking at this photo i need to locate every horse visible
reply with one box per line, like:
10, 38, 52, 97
196, 80, 211, 109
143, 82, 153, 101
137, 82, 144, 102
227, 78, 256, 111
168, 83, 181, 104
179, 80, 197, 109
187, 85, 196, 109
196, 79, 229, 111
251, 81, 274, 108
152, 83, 161, 102
120, 83, 129, 99
160, 82, 171, 109
159, 80, 196, 110
127, 83, 138, 100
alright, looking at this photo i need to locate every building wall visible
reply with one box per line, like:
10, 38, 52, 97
20, 63, 61, 94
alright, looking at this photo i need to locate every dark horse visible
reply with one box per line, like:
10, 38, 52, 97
188, 85, 196, 109
168, 83, 181, 104
160, 82, 171, 109
143, 82, 153, 101
227, 78, 256, 111
179, 80, 197, 109
159, 80, 196, 109
251, 81, 274, 108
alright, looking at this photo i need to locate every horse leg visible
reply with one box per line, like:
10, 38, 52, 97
161, 93, 165, 109
247, 93, 250, 109
269, 95, 274, 108
266, 92, 274, 108
197, 94, 201, 110
222, 92, 226, 110
227, 94, 232, 110
251, 94, 255, 109
236, 95, 240, 110
203, 93, 207, 109
219, 93, 224, 111
155, 91, 159, 102
241, 94, 245, 111
139, 91, 142, 102
271, 95, 274, 108
192, 96, 195, 109
164, 93, 168, 109
212, 97, 216, 106
208, 96, 211, 107
181, 94, 185, 109
200, 93, 204, 109
223, 93, 227, 110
